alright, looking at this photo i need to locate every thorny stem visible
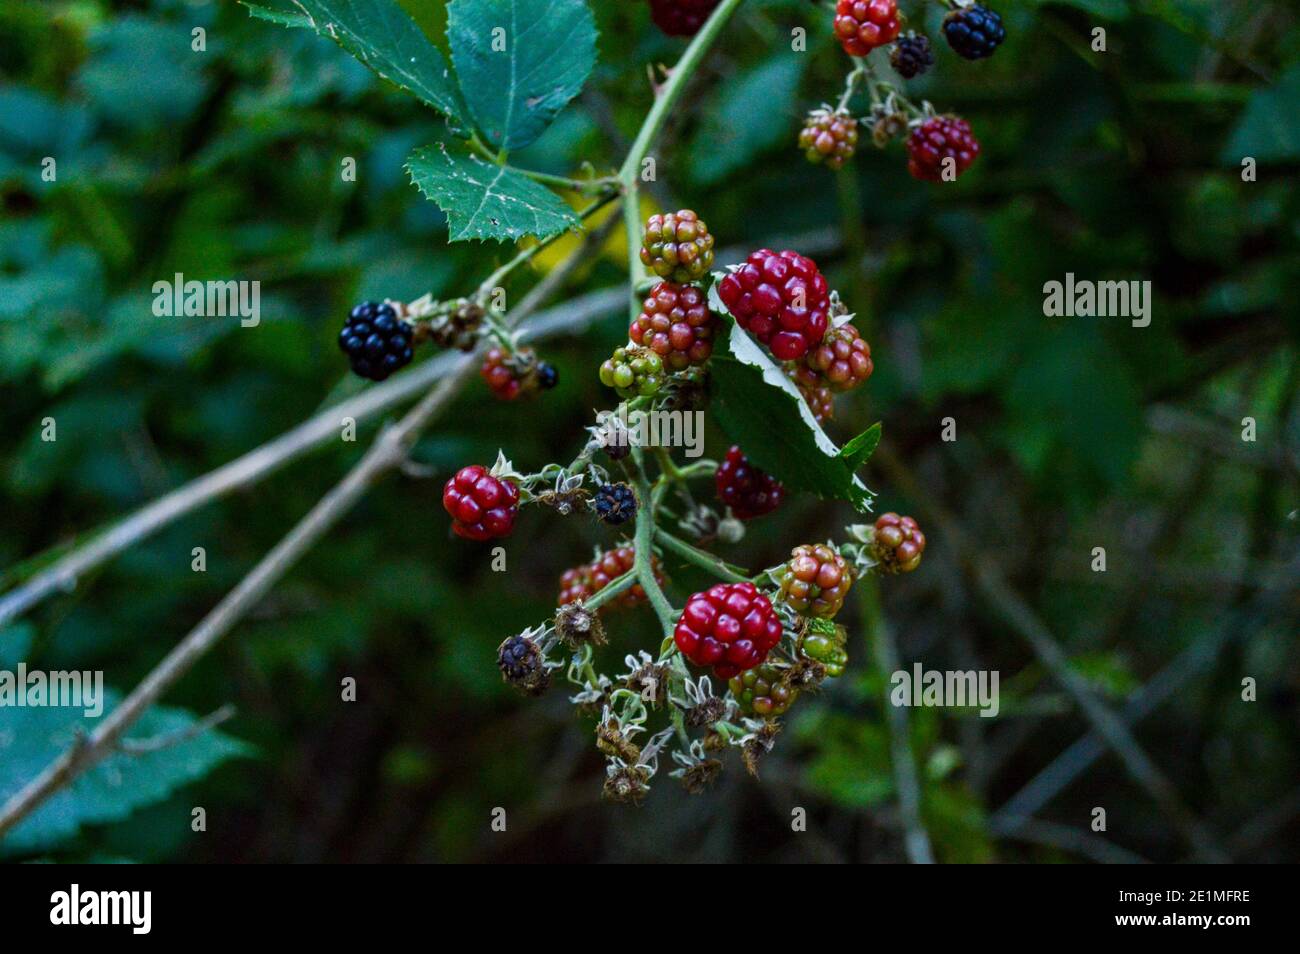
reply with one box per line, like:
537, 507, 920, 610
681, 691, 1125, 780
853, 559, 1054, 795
617, 0, 747, 313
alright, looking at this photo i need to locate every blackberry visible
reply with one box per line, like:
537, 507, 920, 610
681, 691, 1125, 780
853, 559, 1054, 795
674, 581, 784, 680
537, 362, 558, 389
428, 298, 483, 351
716, 445, 785, 520
803, 323, 873, 392
800, 622, 849, 678
648, 0, 720, 36
799, 108, 859, 171
869, 512, 927, 573
338, 301, 414, 381
943, 4, 1005, 60
594, 483, 638, 526
890, 32, 934, 79
834, 0, 901, 58
599, 345, 666, 399
729, 664, 799, 717
629, 282, 717, 371
640, 210, 715, 284
778, 543, 854, 619
906, 115, 980, 182
716, 248, 831, 361
498, 634, 550, 696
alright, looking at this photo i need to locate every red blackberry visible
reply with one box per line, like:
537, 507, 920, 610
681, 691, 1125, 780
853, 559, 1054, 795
906, 115, 980, 182
716, 249, 831, 361
648, 0, 720, 36
803, 323, 873, 392
870, 512, 927, 573
442, 465, 519, 540
890, 32, 934, 79
716, 445, 785, 520
629, 282, 718, 371
480, 345, 554, 401
674, 581, 784, 680
798, 109, 859, 170
640, 210, 715, 284
338, 301, 414, 381
943, 3, 1005, 60
787, 364, 835, 423
833, 0, 901, 58
558, 546, 663, 611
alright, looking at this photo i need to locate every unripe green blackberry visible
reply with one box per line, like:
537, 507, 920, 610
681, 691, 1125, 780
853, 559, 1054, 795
778, 542, 854, 619
640, 210, 715, 284
798, 108, 859, 171
599, 345, 665, 399
729, 664, 798, 717
800, 623, 849, 678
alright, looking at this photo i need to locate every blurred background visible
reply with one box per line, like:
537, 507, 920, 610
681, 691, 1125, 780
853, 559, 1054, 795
1, 0, 1297, 863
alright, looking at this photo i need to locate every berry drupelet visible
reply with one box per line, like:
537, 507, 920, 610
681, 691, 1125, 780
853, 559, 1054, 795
943, 3, 1005, 60
715, 445, 785, 520
717, 249, 831, 361
338, 301, 414, 381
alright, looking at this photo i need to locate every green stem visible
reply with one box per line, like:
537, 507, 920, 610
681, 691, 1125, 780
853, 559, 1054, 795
583, 568, 638, 612
518, 169, 620, 194
617, 0, 747, 313
654, 529, 751, 584
474, 192, 621, 303
630, 448, 677, 635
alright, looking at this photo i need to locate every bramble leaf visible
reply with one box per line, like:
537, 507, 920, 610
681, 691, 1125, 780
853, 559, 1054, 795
406, 141, 579, 242
247, 0, 466, 123
707, 286, 878, 512
0, 691, 251, 854
448, 0, 596, 150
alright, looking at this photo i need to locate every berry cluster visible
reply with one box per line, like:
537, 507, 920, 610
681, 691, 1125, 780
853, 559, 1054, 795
599, 345, 666, 399
890, 33, 934, 79
803, 323, 873, 392
674, 582, 783, 680
906, 115, 981, 182
729, 664, 798, 717
834, 0, 901, 57
593, 483, 637, 526
869, 512, 927, 573
943, 3, 1006, 60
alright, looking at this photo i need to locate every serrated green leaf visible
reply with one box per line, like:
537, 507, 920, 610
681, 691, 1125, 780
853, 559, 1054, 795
447, 0, 596, 150
271, 0, 466, 122
406, 141, 579, 241
0, 691, 252, 854
707, 287, 878, 511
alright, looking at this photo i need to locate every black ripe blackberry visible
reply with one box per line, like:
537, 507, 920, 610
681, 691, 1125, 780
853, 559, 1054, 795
537, 362, 559, 390
943, 4, 1005, 60
497, 634, 549, 696
594, 483, 637, 526
339, 301, 414, 381
890, 33, 934, 79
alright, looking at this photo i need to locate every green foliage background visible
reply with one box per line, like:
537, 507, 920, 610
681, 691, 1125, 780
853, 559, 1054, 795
1, 0, 1297, 862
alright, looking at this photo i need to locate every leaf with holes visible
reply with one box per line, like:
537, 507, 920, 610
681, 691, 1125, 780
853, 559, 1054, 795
448, 0, 596, 150
406, 141, 579, 242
